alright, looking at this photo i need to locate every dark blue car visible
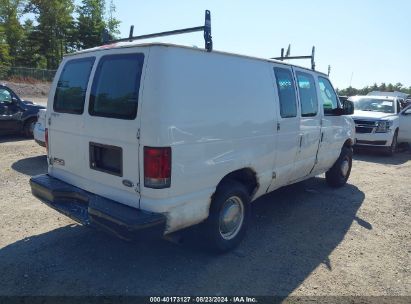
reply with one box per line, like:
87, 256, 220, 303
0, 84, 45, 137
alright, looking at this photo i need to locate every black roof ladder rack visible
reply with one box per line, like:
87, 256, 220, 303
102, 10, 213, 52
271, 45, 316, 70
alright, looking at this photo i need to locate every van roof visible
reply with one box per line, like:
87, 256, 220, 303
67, 42, 328, 77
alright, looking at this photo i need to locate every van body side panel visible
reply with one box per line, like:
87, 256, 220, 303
313, 77, 355, 174
139, 46, 277, 232
313, 116, 349, 173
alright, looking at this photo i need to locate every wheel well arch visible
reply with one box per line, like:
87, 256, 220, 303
22, 115, 37, 124
344, 138, 354, 148
216, 167, 259, 197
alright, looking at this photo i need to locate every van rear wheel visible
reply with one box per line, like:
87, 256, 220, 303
203, 180, 250, 253
325, 146, 353, 187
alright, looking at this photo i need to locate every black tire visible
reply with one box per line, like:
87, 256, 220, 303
23, 118, 37, 138
325, 146, 353, 188
203, 180, 250, 253
383, 130, 398, 156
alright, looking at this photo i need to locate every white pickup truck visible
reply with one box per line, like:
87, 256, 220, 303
350, 96, 411, 155
29, 41, 356, 252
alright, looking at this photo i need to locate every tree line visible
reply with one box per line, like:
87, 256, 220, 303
0, 0, 120, 70
337, 83, 411, 97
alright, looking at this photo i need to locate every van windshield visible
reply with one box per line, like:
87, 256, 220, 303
352, 98, 394, 113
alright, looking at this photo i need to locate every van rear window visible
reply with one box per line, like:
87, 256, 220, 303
54, 57, 95, 114
89, 53, 144, 120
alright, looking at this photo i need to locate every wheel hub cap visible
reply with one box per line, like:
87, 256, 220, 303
219, 196, 244, 240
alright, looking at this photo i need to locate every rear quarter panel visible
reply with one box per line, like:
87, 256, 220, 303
139, 46, 278, 227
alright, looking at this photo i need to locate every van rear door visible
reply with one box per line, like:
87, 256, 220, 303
48, 51, 146, 208
48, 56, 95, 189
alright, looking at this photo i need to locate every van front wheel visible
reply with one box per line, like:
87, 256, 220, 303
325, 146, 353, 187
203, 180, 250, 253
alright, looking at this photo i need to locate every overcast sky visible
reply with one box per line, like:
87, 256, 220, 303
113, 0, 411, 89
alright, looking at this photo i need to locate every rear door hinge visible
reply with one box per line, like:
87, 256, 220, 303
277, 122, 281, 131
135, 182, 140, 194
136, 129, 140, 140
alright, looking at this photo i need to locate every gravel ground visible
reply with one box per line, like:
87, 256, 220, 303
0, 137, 410, 298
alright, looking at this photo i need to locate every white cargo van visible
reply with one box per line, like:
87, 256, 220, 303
30, 20, 355, 252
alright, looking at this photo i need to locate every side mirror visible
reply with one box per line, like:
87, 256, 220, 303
342, 99, 354, 115
11, 97, 19, 103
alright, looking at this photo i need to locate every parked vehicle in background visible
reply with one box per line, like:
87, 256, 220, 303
398, 105, 411, 144
403, 98, 411, 107
367, 91, 408, 109
29, 39, 356, 252
339, 96, 348, 103
349, 95, 411, 155
367, 91, 408, 99
0, 84, 45, 137
34, 109, 46, 147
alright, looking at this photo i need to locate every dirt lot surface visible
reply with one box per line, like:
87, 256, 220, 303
0, 137, 410, 297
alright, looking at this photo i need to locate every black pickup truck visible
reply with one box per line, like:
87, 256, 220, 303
0, 84, 45, 137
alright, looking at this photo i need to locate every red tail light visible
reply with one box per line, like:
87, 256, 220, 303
45, 128, 49, 153
144, 147, 171, 189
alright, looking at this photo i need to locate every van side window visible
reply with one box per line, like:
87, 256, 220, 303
54, 57, 95, 114
89, 53, 144, 120
296, 72, 318, 117
318, 77, 339, 115
274, 67, 297, 118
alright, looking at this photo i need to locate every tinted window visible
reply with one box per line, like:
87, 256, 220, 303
0, 88, 12, 103
89, 53, 144, 120
54, 57, 95, 114
318, 77, 339, 115
296, 72, 318, 117
274, 67, 297, 118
